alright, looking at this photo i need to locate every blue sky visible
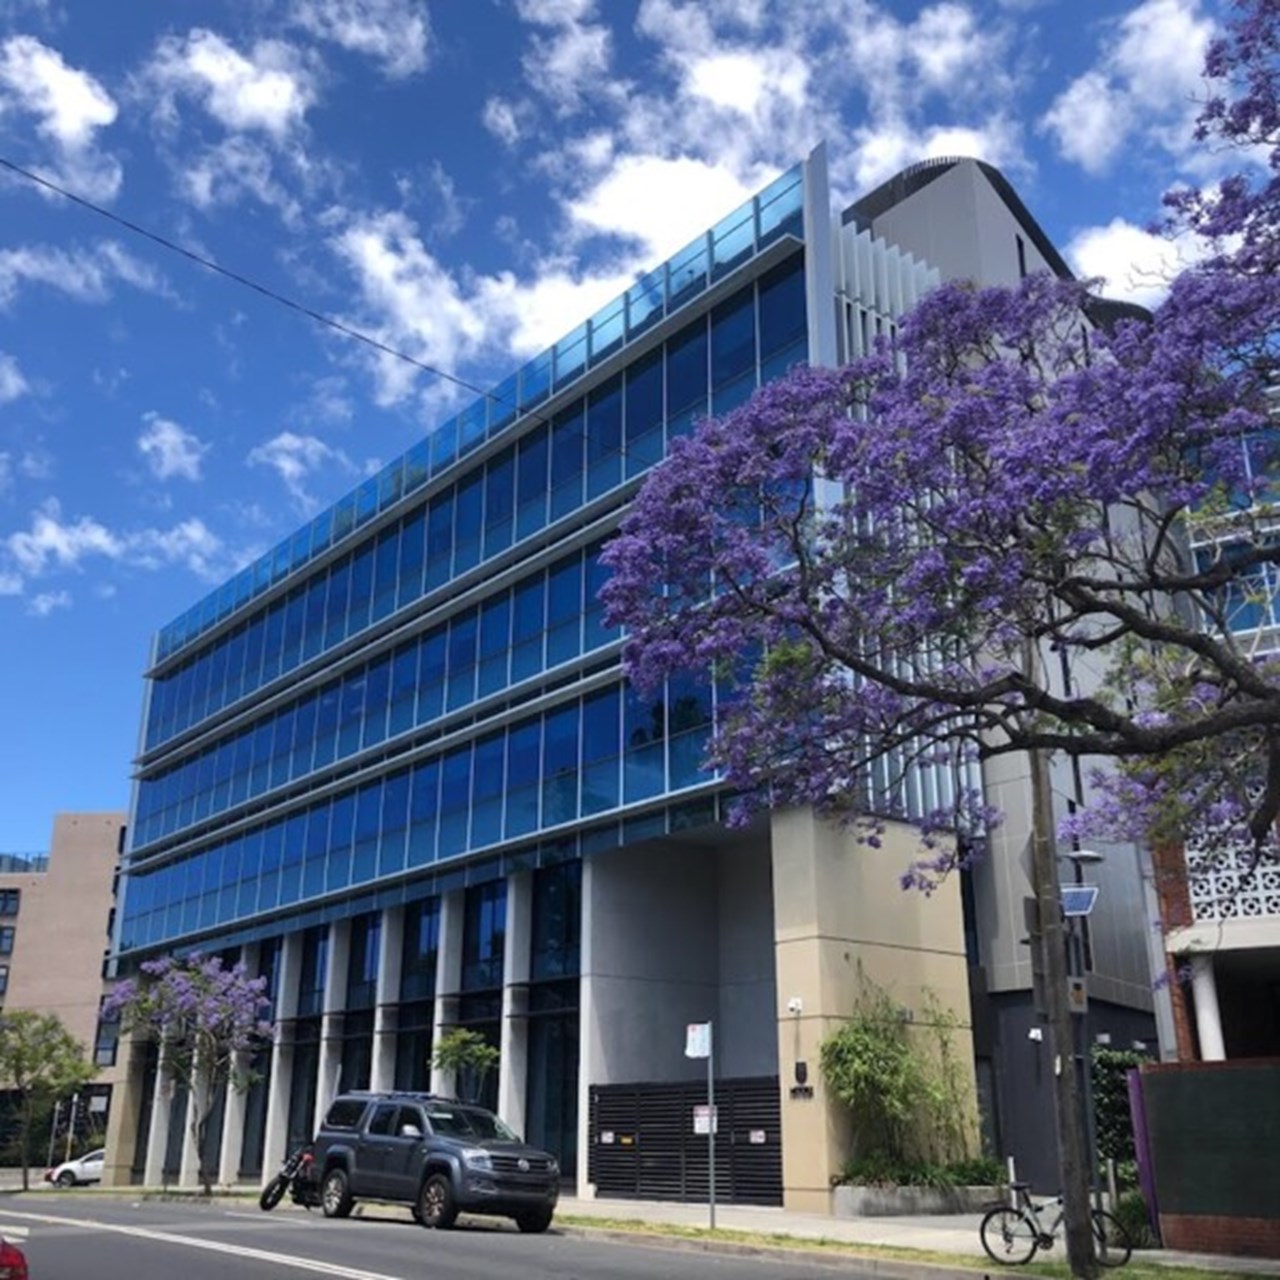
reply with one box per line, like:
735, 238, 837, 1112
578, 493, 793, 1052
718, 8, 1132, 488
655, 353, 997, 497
0, 0, 1235, 851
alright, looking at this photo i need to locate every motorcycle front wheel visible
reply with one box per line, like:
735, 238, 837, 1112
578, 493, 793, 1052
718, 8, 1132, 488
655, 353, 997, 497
259, 1176, 288, 1211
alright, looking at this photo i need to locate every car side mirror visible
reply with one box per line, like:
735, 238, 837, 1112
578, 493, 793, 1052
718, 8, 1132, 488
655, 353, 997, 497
399, 1123, 422, 1139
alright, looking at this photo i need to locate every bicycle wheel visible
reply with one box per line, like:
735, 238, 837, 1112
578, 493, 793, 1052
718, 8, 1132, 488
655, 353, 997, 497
981, 1206, 1040, 1265
1091, 1209, 1133, 1268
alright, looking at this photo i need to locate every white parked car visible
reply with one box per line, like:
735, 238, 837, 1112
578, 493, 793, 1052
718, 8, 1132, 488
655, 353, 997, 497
44, 1149, 104, 1188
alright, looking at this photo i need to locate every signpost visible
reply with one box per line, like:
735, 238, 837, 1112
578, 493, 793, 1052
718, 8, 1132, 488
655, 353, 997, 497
685, 1021, 716, 1229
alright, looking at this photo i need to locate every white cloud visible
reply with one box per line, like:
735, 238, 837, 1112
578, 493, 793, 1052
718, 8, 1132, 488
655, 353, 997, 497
566, 154, 760, 258
483, 96, 525, 147
0, 35, 122, 200
0, 240, 168, 309
144, 28, 319, 139
138, 413, 210, 482
247, 430, 358, 511
1041, 0, 1212, 174
178, 135, 304, 223
3, 498, 232, 584
290, 0, 431, 78
0, 351, 28, 403
515, 0, 614, 112
26, 588, 69, 616
0, 570, 21, 595
1065, 218, 1213, 308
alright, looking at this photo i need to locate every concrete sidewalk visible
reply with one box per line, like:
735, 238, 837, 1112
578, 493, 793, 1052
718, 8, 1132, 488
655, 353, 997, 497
557, 1194, 1280, 1276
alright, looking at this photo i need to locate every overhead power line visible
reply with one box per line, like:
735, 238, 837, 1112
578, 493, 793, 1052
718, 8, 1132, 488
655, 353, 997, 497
0, 154, 540, 428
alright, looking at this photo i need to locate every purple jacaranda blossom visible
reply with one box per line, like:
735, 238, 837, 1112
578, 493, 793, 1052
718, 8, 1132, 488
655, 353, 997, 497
602, 4, 1280, 877
107, 953, 271, 1193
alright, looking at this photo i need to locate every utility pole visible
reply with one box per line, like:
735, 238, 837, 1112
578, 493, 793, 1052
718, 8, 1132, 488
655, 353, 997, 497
1028, 743, 1098, 1280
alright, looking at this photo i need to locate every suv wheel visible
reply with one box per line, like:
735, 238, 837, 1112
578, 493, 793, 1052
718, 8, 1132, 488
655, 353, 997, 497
417, 1173, 458, 1229
515, 1208, 554, 1234
321, 1167, 354, 1219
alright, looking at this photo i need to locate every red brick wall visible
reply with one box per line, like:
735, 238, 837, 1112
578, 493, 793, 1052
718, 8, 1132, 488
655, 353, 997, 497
1160, 1214, 1280, 1258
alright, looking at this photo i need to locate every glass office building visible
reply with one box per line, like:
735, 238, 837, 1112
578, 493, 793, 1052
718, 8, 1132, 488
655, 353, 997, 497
108, 150, 1151, 1206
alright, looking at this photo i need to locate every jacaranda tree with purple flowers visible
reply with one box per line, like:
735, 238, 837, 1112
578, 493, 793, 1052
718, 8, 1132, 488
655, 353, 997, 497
602, 6, 1280, 1275
107, 954, 271, 1194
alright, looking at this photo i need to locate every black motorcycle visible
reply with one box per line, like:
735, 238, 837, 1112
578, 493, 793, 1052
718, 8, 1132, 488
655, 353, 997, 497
259, 1147, 316, 1211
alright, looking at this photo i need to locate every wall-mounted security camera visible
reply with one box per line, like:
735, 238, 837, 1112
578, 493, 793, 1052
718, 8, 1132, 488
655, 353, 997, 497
1027, 1027, 1044, 1043
786, 996, 803, 1016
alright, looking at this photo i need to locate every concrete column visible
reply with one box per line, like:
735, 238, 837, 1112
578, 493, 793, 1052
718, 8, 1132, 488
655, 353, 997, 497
262, 931, 303, 1179
314, 918, 352, 1133
371, 906, 405, 1092
430, 889, 465, 1096
576, 856, 597, 1199
102, 1035, 148, 1188
178, 1062, 203, 1188
1190, 953, 1227, 1061
499, 870, 533, 1133
217, 943, 260, 1186
142, 1045, 172, 1188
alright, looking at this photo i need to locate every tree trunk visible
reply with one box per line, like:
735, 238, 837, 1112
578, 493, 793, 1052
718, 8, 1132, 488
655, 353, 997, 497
1029, 744, 1098, 1280
18, 1094, 31, 1193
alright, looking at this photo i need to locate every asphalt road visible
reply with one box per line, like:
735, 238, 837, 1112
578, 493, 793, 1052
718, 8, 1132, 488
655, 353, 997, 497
0, 1193, 871, 1280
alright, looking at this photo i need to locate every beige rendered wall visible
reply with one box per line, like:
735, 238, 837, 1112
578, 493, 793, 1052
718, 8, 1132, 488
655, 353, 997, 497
0, 812, 123, 1054
771, 809, 975, 1213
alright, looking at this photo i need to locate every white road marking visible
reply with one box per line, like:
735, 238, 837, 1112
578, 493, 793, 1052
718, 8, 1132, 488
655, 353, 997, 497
0, 1226, 27, 1239
0, 1208, 404, 1279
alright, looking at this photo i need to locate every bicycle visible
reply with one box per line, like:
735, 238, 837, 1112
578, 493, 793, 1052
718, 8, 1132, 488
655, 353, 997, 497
980, 1182, 1132, 1267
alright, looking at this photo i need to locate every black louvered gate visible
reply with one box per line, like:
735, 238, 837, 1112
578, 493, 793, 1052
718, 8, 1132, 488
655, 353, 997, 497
588, 1076, 782, 1205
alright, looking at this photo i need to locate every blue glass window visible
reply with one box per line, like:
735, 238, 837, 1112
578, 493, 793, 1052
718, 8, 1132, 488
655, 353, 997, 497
372, 526, 400, 624
667, 235, 708, 311
516, 425, 549, 540
546, 555, 582, 667
666, 319, 708, 438
362, 655, 391, 749
401, 897, 439, 1000
389, 643, 418, 738
624, 686, 666, 802
313, 682, 340, 769
352, 779, 383, 885
398, 509, 426, 610
461, 880, 506, 990
380, 769, 410, 876
711, 289, 757, 413
483, 447, 515, 559
323, 558, 351, 652
426, 491, 454, 590
409, 758, 440, 867
348, 542, 374, 637
550, 403, 584, 521
542, 702, 579, 829
328, 793, 355, 893
667, 671, 713, 790
520, 350, 552, 411
438, 746, 472, 858
446, 608, 477, 712
581, 686, 620, 815
587, 375, 622, 499
302, 803, 330, 900
470, 732, 505, 849
454, 472, 483, 575
502, 719, 540, 838
510, 574, 544, 683
418, 629, 446, 725
478, 596, 511, 698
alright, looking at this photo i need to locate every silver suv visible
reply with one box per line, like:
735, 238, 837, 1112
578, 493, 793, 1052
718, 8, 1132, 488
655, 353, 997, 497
308, 1092, 560, 1233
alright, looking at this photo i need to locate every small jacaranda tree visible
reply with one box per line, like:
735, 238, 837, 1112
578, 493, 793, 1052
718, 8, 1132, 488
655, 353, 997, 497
107, 954, 272, 1194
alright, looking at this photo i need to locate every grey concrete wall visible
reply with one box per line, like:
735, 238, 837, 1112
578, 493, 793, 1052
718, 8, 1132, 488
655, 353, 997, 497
865, 160, 1052, 288
716, 839, 777, 1078
584, 837, 720, 1086
582, 832, 777, 1087
988, 990, 1157, 1191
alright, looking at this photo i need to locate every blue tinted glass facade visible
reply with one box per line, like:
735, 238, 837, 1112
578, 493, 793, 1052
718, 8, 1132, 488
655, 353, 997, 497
150, 167, 804, 666
119, 207, 808, 958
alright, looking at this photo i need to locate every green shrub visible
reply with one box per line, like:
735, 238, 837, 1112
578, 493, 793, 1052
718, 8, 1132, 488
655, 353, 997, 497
1112, 1189, 1158, 1249
946, 1155, 1005, 1186
834, 1154, 1005, 1189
